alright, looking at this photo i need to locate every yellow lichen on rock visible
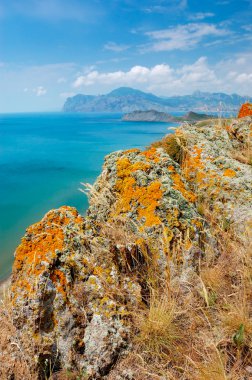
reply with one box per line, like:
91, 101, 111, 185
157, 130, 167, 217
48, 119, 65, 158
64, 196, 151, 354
12, 206, 84, 298
169, 166, 196, 203
223, 168, 236, 177
114, 152, 163, 227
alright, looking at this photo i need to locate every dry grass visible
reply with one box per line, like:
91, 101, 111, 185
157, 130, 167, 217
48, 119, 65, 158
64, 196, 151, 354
231, 144, 252, 165
150, 134, 186, 164
135, 289, 181, 358
107, 200, 252, 379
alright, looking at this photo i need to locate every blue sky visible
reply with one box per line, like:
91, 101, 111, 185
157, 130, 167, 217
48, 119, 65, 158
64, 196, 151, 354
0, 0, 252, 112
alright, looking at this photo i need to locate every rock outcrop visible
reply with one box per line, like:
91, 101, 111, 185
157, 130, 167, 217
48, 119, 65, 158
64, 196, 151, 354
178, 116, 252, 235
11, 207, 140, 378
7, 105, 252, 379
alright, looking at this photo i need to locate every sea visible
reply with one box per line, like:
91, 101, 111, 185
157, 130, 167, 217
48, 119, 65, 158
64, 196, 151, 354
0, 112, 177, 280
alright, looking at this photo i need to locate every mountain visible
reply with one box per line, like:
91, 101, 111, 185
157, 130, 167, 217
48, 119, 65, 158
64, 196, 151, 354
122, 109, 216, 122
62, 87, 252, 113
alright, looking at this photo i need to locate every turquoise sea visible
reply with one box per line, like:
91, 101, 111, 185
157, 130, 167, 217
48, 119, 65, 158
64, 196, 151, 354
0, 112, 176, 280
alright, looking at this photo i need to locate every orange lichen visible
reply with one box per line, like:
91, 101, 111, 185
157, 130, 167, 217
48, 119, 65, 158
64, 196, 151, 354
13, 223, 64, 274
168, 165, 175, 172
223, 168, 236, 178
114, 154, 163, 227
238, 102, 252, 118
50, 269, 67, 297
124, 148, 140, 154
12, 207, 83, 297
171, 172, 197, 203
141, 147, 160, 162
182, 146, 204, 181
168, 162, 196, 201
136, 181, 163, 226
116, 157, 150, 178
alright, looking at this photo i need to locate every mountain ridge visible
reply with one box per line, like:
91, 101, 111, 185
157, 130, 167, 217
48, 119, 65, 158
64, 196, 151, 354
63, 87, 252, 113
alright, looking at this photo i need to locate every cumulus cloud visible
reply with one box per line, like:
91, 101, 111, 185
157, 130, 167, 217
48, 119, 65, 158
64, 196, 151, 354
73, 64, 174, 88
104, 42, 130, 52
142, 22, 230, 52
71, 55, 252, 96
34, 86, 47, 96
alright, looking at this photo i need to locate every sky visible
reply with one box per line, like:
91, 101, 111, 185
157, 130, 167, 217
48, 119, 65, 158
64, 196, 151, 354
0, 0, 252, 112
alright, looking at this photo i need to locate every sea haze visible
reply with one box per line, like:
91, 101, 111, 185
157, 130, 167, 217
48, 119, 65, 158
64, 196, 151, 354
0, 112, 176, 280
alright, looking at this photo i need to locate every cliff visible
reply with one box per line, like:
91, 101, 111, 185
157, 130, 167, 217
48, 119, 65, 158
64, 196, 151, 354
1, 104, 252, 379
122, 109, 215, 122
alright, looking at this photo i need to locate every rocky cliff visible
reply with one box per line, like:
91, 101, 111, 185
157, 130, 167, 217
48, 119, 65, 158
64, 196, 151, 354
1, 104, 252, 379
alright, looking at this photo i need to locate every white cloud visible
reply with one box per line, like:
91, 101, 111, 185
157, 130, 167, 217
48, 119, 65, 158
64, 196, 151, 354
23, 87, 28, 92
235, 73, 252, 83
188, 12, 215, 21
142, 23, 230, 52
73, 64, 174, 88
104, 42, 130, 52
34, 86, 47, 96
71, 55, 252, 96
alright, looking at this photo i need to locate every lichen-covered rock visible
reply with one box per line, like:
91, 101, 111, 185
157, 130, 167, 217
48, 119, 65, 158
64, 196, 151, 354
11, 206, 141, 378
10, 150, 207, 379
87, 147, 206, 278
176, 116, 252, 236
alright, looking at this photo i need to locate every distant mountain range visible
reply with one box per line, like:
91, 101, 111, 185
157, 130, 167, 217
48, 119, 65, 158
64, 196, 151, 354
62, 87, 252, 113
122, 110, 216, 123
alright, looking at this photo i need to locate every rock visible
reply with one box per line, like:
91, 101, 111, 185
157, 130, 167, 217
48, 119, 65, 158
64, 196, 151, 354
87, 146, 205, 280
10, 148, 207, 378
11, 206, 141, 378
176, 115, 252, 237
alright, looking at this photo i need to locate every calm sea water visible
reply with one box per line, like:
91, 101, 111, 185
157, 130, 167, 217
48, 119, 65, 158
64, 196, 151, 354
0, 112, 176, 280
